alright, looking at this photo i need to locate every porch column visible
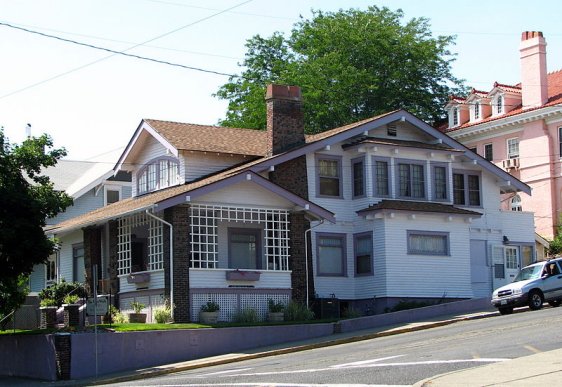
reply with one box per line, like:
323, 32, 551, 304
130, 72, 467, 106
164, 205, 191, 323
289, 211, 313, 304
107, 220, 120, 305
83, 226, 102, 294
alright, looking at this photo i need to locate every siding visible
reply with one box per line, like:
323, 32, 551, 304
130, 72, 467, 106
48, 189, 104, 224
197, 181, 294, 208
119, 270, 165, 293
29, 264, 45, 292
185, 153, 248, 182
189, 268, 291, 289
58, 230, 83, 282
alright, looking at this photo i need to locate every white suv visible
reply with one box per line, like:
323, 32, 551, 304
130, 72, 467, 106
491, 258, 562, 315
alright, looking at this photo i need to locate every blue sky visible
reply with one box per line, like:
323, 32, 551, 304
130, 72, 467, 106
1, 0, 560, 159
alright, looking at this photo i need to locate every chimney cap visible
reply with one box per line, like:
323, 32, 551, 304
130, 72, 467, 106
265, 84, 302, 102
521, 31, 543, 41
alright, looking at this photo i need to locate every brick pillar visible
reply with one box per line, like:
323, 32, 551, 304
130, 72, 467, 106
164, 205, 191, 323
266, 84, 305, 155
63, 304, 80, 328
54, 333, 71, 380
83, 226, 102, 294
108, 220, 120, 306
289, 212, 313, 304
40, 307, 57, 329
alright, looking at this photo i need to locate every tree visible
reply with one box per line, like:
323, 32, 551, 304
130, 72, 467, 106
215, 6, 467, 132
0, 128, 72, 322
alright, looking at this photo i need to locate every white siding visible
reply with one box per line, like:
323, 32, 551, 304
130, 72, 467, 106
58, 230, 83, 283
119, 269, 165, 293
48, 189, 104, 224
29, 264, 45, 292
189, 268, 291, 289
196, 181, 295, 208
184, 153, 249, 182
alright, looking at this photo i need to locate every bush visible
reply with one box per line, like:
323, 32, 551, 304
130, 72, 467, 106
38, 280, 87, 307
130, 301, 145, 314
63, 294, 79, 304
342, 307, 362, 319
201, 301, 220, 312
109, 305, 127, 323
39, 298, 57, 307
233, 308, 259, 323
267, 299, 285, 313
284, 301, 314, 321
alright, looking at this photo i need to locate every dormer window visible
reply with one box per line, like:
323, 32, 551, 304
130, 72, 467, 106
474, 101, 480, 120
452, 107, 459, 126
138, 157, 179, 194
496, 95, 503, 115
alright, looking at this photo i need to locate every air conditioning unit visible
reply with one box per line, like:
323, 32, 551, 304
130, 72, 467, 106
502, 158, 520, 170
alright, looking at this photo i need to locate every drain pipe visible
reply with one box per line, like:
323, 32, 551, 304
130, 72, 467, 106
145, 209, 174, 320
304, 219, 325, 308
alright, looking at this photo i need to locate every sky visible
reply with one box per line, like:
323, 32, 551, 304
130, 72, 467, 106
1, 0, 561, 161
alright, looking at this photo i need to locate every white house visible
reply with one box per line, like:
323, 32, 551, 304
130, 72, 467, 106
46, 85, 534, 321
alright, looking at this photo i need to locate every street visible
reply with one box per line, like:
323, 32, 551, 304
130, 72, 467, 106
110, 306, 562, 386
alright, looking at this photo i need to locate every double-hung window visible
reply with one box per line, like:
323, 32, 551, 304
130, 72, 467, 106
407, 231, 449, 256
317, 233, 346, 276
432, 164, 448, 201
354, 233, 372, 276
484, 144, 493, 161
373, 156, 390, 197
397, 161, 425, 199
507, 138, 519, 159
352, 157, 365, 198
474, 101, 480, 120
317, 156, 342, 197
496, 95, 503, 114
453, 171, 481, 206
452, 107, 459, 126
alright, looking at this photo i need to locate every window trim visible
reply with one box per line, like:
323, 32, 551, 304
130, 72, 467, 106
395, 158, 427, 200
351, 156, 366, 199
372, 156, 392, 198
227, 228, 262, 270
137, 156, 179, 195
431, 162, 449, 202
452, 170, 482, 207
507, 137, 519, 159
354, 232, 373, 276
316, 232, 347, 277
407, 230, 450, 256
104, 185, 122, 206
315, 154, 343, 199
484, 143, 493, 161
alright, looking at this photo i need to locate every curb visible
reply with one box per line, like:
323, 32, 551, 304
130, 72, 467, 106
80, 311, 498, 386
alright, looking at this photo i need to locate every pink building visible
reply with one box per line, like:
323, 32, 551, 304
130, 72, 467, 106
443, 31, 562, 254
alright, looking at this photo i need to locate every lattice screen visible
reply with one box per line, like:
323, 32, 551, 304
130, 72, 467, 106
189, 204, 290, 270
191, 292, 290, 322
117, 212, 164, 275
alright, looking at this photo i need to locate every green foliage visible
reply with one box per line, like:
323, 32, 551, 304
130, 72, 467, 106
0, 129, 72, 283
233, 308, 259, 323
548, 219, 562, 256
267, 298, 285, 313
109, 305, 127, 323
0, 275, 29, 330
38, 280, 87, 307
39, 298, 58, 307
154, 299, 173, 323
130, 301, 145, 314
215, 6, 466, 132
63, 294, 79, 305
284, 301, 315, 321
200, 301, 220, 312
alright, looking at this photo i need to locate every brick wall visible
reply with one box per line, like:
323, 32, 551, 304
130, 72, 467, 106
288, 212, 314, 304
108, 221, 119, 304
266, 84, 305, 155
83, 226, 102, 294
164, 205, 191, 322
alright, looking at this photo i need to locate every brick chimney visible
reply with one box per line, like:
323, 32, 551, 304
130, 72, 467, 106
265, 84, 305, 155
520, 31, 548, 108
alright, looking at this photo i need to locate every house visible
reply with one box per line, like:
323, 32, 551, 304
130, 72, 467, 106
46, 85, 534, 321
442, 31, 562, 254
29, 151, 131, 292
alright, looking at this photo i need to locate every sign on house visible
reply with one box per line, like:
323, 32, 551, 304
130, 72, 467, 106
86, 296, 108, 315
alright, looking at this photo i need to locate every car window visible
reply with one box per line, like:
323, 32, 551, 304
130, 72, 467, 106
514, 265, 543, 282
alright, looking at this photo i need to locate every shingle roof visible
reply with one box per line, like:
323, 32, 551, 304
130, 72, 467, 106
144, 119, 269, 156
357, 200, 482, 216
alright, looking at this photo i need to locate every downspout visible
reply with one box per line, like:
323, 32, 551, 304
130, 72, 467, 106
304, 219, 325, 308
145, 209, 174, 320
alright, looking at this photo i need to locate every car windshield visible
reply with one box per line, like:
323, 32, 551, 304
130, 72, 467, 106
513, 265, 543, 282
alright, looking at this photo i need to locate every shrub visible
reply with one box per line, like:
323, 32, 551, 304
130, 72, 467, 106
201, 301, 220, 312
130, 301, 145, 314
38, 280, 87, 307
233, 308, 259, 323
63, 294, 79, 305
342, 307, 362, 319
39, 298, 57, 307
267, 299, 285, 313
154, 305, 172, 323
109, 305, 127, 323
284, 301, 314, 321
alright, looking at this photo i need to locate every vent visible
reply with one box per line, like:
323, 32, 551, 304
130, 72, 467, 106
387, 124, 397, 137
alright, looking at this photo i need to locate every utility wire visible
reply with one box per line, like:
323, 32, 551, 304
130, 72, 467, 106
0, 0, 252, 100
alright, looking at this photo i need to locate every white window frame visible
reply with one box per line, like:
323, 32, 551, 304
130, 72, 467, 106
104, 185, 122, 206
407, 231, 450, 256
137, 157, 179, 195
507, 137, 519, 159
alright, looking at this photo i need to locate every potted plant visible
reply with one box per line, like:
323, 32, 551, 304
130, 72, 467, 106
199, 301, 220, 324
128, 301, 147, 323
62, 294, 81, 328
267, 299, 285, 322
39, 298, 58, 329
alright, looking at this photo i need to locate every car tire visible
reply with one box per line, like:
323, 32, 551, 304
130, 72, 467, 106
528, 290, 544, 310
498, 307, 513, 315
550, 300, 561, 307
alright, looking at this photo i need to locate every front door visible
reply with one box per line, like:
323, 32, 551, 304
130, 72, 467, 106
492, 245, 520, 290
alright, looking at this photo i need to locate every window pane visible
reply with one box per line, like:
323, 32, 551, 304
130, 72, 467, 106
398, 164, 410, 197
320, 177, 340, 196
484, 144, 493, 161
434, 166, 447, 200
230, 232, 258, 269
375, 161, 389, 196
355, 235, 372, 275
319, 159, 340, 196
106, 189, 120, 204
319, 237, 343, 275
147, 164, 157, 190
412, 164, 425, 198
159, 160, 168, 187
353, 161, 364, 197
453, 173, 465, 205
408, 233, 448, 255
138, 170, 147, 194
319, 159, 338, 177
73, 246, 85, 283
468, 175, 480, 206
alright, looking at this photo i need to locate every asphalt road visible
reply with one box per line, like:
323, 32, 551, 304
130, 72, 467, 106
110, 306, 562, 386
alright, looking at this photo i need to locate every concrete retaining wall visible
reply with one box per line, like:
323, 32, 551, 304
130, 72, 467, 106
0, 334, 57, 381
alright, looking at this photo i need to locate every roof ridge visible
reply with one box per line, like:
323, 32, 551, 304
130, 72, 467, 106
143, 118, 265, 133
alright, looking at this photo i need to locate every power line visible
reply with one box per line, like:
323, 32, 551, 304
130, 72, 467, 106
0, 0, 253, 100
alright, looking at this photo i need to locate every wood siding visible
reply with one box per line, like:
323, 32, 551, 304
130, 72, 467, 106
189, 269, 292, 289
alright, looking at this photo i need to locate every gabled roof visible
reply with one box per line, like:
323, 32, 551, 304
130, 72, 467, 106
45, 168, 335, 235
357, 200, 482, 217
